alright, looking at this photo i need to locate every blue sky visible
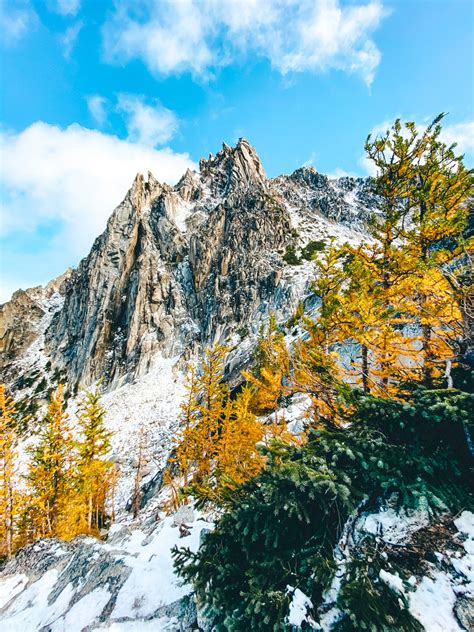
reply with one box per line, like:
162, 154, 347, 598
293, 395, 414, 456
1, 0, 473, 301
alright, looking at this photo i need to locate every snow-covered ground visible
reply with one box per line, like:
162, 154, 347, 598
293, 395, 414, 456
0, 508, 213, 632
15, 292, 65, 386
100, 354, 187, 510
318, 508, 474, 631
1, 497, 471, 631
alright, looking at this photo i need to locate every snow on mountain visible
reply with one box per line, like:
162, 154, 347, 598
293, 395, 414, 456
0, 508, 213, 631
5, 139, 469, 631
0, 138, 375, 513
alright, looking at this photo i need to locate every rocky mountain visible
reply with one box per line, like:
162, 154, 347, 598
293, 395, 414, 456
0, 137, 378, 532
0, 139, 373, 395
1, 140, 473, 632
0, 271, 71, 377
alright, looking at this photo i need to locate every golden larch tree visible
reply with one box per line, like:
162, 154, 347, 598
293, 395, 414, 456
0, 384, 21, 558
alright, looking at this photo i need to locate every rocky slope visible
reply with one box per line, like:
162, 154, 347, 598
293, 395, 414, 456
0, 138, 376, 515
0, 140, 379, 515
1, 139, 373, 394
0, 271, 71, 379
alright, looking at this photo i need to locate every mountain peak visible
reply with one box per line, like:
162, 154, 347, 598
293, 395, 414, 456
128, 171, 164, 213
199, 138, 266, 196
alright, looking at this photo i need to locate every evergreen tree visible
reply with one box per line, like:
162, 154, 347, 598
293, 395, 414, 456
175, 346, 228, 485
337, 245, 418, 395
365, 114, 474, 384
243, 314, 290, 414
287, 252, 352, 421
175, 365, 200, 487
198, 345, 228, 477
173, 383, 473, 631
210, 385, 264, 504
175, 348, 266, 507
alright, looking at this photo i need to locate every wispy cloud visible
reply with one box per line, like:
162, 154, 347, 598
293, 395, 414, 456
49, 0, 81, 17
0, 0, 37, 45
59, 20, 83, 58
87, 95, 109, 126
103, 0, 387, 86
87, 93, 179, 147
438, 121, 474, 156
117, 94, 179, 147
326, 167, 359, 179
302, 152, 317, 168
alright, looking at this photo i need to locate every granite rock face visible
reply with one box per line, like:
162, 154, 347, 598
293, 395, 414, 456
1, 138, 374, 391
0, 270, 71, 380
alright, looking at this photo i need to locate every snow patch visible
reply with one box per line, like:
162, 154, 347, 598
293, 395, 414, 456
454, 511, 474, 538
379, 569, 405, 594
0, 569, 67, 631
360, 506, 429, 544
109, 512, 213, 619
409, 573, 462, 632
93, 619, 178, 631
287, 586, 316, 628
51, 587, 111, 632
100, 355, 186, 511
0, 574, 28, 609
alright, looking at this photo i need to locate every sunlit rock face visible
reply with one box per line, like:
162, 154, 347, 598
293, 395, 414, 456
1, 138, 374, 391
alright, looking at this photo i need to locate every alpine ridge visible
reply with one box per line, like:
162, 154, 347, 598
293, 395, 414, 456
1, 138, 373, 393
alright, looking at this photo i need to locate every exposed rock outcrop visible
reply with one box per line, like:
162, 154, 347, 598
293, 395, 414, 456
0, 139, 373, 392
0, 270, 71, 375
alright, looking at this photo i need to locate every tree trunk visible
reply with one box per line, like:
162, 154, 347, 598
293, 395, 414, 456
361, 344, 369, 393
132, 428, 145, 518
422, 321, 433, 385
88, 493, 93, 531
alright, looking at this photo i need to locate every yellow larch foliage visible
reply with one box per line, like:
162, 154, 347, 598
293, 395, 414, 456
0, 384, 21, 558
175, 365, 199, 487
174, 347, 267, 506
23, 384, 75, 541
243, 314, 290, 414
75, 384, 114, 534
175, 346, 228, 485
365, 114, 473, 386
216, 385, 264, 486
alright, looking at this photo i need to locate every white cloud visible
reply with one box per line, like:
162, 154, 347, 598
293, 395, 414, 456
117, 94, 179, 146
0, 122, 195, 301
50, 0, 80, 16
0, 0, 37, 45
87, 95, 109, 126
326, 167, 359, 179
361, 118, 474, 175
103, 0, 387, 85
86, 93, 179, 146
438, 121, 474, 156
302, 152, 317, 167
59, 20, 83, 58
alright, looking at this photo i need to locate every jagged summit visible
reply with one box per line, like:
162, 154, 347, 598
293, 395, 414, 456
175, 167, 202, 202
125, 138, 266, 211
1, 137, 375, 391
127, 171, 167, 214
199, 137, 266, 196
